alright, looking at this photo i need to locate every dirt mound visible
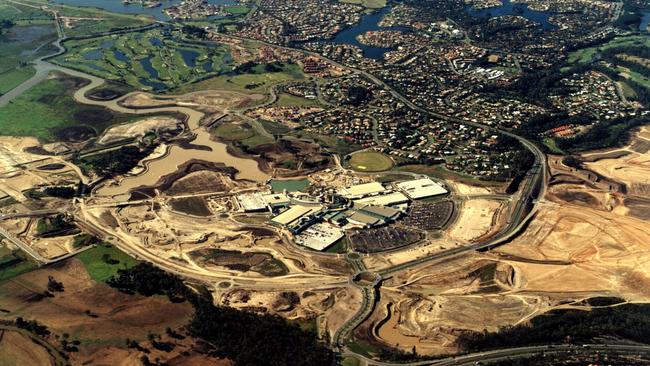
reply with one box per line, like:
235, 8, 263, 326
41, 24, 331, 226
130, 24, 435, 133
189, 248, 288, 277
130, 160, 237, 200
165, 170, 230, 196
249, 138, 331, 176
169, 197, 212, 217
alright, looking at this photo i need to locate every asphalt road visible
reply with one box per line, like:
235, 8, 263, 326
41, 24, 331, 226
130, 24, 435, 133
342, 344, 650, 366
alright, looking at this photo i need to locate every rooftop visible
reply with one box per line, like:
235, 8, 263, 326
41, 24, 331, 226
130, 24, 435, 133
271, 205, 321, 226
354, 191, 410, 206
396, 178, 448, 199
340, 182, 386, 198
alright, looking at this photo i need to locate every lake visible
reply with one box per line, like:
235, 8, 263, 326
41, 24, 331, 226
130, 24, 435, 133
640, 11, 650, 32
329, 5, 410, 60
53, 0, 234, 21
466, 0, 556, 30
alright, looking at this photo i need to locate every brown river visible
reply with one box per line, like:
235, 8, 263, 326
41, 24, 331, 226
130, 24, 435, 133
62, 67, 269, 199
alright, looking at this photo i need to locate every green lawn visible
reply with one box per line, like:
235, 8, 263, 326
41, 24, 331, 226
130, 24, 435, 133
542, 137, 564, 154
341, 357, 361, 366
340, 0, 387, 9
0, 66, 36, 95
177, 63, 306, 94
0, 20, 57, 95
213, 123, 255, 141
0, 260, 37, 282
75, 244, 138, 283
269, 179, 310, 193
276, 93, 321, 107
566, 35, 650, 66
348, 151, 394, 172
0, 74, 138, 141
618, 66, 650, 89
213, 122, 273, 149
224, 5, 250, 14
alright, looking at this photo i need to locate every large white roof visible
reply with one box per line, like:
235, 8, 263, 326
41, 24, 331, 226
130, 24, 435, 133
396, 178, 448, 199
340, 182, 386, 198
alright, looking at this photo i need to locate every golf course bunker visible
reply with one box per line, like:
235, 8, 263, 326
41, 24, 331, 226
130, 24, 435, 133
188, 248, 289, 277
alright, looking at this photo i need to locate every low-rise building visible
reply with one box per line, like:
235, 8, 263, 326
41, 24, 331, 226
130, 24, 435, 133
294, 223, 344, 251
340, 182, 386, 199
397, 178, 448, 199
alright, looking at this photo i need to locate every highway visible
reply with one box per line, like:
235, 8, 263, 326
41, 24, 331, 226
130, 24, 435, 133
342, 344, 650, 366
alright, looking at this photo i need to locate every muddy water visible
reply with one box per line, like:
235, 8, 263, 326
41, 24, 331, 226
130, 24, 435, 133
98, 125, 268, 197
9, 59, 269, 199
377, 304, 426, 350
72, 90, 269, 198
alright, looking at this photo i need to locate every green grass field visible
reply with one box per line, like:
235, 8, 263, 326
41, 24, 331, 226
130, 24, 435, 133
213, 123, 255, 141
276, 93, 321, 107
56, 29, 232, 91
75, 244, 138, 283
0, 15, 57, 95
348, 151, 394, 172
0, 66, 36, 95
0, 244, 37, 283
212, 122, 273, 149
224, 5, 251, 14
0, 74, 140, 141
177, 62, 306, 94
566, 35, 650, 65
340, 0, 387, 9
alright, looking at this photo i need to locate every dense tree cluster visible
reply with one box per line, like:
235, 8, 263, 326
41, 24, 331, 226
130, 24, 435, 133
15, 317, 50, 337
182, 25, 208, 39
43, 186, 77, 199
556, 115, 650, 152
345, 86, 372, 106
36, 214, 77, 238
456, 299, 650, 351
107, 263, 335, 366
77, 145, 154, 178
0, 19, 14, 34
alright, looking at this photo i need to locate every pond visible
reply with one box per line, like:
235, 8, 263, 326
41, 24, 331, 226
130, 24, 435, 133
640, 11, 650, 32
203, 61, 213, 72
139, 56, 158, 79
465, 0, 556, 30
179, 49, 200, 67
82, 49, 103, 60
113, 49, 130, 62
149, 37, 163, 47
328, 5, 410, 60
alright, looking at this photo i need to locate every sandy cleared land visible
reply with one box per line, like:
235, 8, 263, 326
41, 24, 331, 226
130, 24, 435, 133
583, 128, 650, 197
497, 204, 650, 300
451, 181, 493, 196
448, 199, 503, 242
98, 116, 182, 145
0, 137, 42, 173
